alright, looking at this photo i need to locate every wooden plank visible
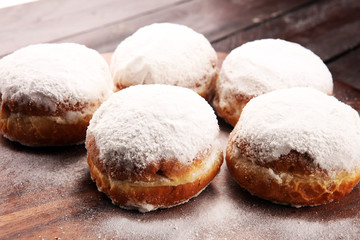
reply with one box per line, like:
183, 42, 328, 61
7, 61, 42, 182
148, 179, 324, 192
212, 0, 360, 61
329, 47, 360, 90
0, 193, 103, 239
211, 0, 360, 89
55, 0, 312, 54
0, 0, 189, 57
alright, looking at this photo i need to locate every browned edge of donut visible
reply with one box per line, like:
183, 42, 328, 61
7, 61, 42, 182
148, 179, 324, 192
212, 91, 334, 128
212, 93, 251, 127
202, 68, 218, 103
0, 101, 94, 146
86, 133, 224, 211
226, 141, 360, 206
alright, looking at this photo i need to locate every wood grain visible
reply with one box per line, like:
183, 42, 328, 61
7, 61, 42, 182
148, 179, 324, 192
0, 0, 188, 57
212, 0, 360, 89
328, 47, 360, 90
56, 0, 311, 54
1, 0, 358, 89
212, 0, 360, 59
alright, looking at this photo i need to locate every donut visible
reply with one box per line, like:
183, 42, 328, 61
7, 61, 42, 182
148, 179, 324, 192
86, 84, 223, 212
110, 23, 217, 101
226, 87, 360, 207
213, 38, 333, 126
0, 43, 113, 146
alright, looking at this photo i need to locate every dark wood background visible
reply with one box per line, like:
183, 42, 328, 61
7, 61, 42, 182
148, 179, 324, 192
0, 0, 359, 89
1, 0, 360, 239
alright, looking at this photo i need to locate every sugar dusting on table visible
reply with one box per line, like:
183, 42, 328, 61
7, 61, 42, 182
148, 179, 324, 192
0, 140, 88, 194
95, 164, 360, 240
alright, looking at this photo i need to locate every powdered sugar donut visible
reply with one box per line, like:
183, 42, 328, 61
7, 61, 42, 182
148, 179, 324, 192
213, 39, 333, 126
0, 43, 113, 146
226, 87, 360, 207
86, 84, 223, 212
110, 23, 217, 101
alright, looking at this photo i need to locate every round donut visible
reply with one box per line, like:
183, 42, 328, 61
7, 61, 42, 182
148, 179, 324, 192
0, 43, 113, 146
226, 87, 360, 207
86, 84, 223, 212
110, 23, 217, 101
213, 38, 333, 126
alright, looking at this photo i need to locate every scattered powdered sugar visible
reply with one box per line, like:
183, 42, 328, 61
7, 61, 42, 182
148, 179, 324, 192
87, 84, 220, 170
0, 138, 89, 199
266, 217, 359, 240
231, 87, 360, 172
0, 43, 113, 112
96, 164, 360, 240
216, 38, 333, 108
110, 23, 217, 93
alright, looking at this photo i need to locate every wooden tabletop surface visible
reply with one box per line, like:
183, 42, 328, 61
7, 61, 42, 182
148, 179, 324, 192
1, 0, 359, 89
1, 0, 360, 239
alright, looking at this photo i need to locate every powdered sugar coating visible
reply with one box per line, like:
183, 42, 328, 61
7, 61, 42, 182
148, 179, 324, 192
110, 23, 217, 94
216, 39, 333, 109
87, 84, 220, 170
0, 43, 113, 112
230, 87, 360, 172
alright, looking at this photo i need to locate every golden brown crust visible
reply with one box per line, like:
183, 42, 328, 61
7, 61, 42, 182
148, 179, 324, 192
212, 92, 251, 127
1, 97, 101, 116
235, 139, 324, 175
226, 140, 360, 206
86, 133, 223, 211
86, 134, 211, 183
0, 100, 97, 146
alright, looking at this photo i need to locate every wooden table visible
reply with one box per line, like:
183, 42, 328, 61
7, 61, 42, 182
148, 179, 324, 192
1, 0, 360, 239
1, 0, 359, 89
